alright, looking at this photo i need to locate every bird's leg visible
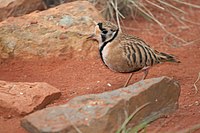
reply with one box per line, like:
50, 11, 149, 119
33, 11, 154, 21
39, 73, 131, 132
124, 73, 133, 87
142, 67, 150, 80
124, 67, 150, 87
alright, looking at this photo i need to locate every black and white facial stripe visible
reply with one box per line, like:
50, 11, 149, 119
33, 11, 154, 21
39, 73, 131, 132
97, 23, 119, 65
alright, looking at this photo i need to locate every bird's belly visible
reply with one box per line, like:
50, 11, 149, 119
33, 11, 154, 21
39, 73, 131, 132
105, 58, 140, 73
103, 52, 140, 73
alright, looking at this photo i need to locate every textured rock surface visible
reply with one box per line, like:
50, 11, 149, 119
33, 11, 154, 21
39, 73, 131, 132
21, 76, 180, 133
43, 0, 71, 9
0, 0, 44, 22
0, 80, 61, 116
0, 1, 102, 59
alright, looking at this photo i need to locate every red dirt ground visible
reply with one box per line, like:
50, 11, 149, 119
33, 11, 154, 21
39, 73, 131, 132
0, 2, 200, 133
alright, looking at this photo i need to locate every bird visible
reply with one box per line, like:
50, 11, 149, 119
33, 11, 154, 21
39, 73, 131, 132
87, 21, 180, 87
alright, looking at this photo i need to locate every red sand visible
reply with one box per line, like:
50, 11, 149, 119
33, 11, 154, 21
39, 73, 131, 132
0, 3, 200, 133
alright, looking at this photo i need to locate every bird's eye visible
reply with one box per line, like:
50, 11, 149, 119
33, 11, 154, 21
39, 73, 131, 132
110, 29, 115, 32
102, 30, 108, 34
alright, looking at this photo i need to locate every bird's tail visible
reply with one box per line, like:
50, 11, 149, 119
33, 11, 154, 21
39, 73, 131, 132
159, 52, 180, 63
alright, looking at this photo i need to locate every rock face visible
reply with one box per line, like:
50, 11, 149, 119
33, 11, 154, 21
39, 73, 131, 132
21, 76, 180, 133
0, 0, 44, 22
43, 0, 69, 9
0, 80, 61, 116
0, 1, 102, 60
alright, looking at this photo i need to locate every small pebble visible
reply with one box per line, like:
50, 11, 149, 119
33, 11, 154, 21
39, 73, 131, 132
4, 115, 12, 119
107, 83, 112, 87
195, 101, 199, 106
188, 104, 193, 107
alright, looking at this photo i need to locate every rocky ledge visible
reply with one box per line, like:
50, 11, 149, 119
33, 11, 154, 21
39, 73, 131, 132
21, 76, 180, 133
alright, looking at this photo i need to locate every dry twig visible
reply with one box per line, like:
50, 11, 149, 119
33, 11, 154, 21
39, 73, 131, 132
182, 38, 200, 46
91, 0, 200, 44
158, 0, 187, 14
173, 0, 200, 8
193, 72, 200, 94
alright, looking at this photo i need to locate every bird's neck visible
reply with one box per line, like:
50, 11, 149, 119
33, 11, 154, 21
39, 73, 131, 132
99, 29, 119, 50
99, 29, 119, 65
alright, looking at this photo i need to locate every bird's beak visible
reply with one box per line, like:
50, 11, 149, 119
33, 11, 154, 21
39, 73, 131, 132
86, 34, 96, 40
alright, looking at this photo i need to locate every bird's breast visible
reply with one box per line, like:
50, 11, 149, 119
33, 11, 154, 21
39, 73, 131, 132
101, 43, 137, 73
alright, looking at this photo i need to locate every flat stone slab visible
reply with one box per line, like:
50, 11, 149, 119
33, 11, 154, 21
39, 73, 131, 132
0, 80, 61, 116
21, 76, 180, 133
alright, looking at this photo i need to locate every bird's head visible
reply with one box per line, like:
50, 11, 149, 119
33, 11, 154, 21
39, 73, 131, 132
87, 21, 119, 46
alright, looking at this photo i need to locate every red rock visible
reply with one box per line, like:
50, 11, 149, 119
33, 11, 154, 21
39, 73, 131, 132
21, 76, 180, 133
0, 0, 44, 22
0, 1, 102, 59
0, 80, 61, 116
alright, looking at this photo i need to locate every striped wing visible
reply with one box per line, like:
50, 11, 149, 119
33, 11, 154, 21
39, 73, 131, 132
121, 34, 160, 70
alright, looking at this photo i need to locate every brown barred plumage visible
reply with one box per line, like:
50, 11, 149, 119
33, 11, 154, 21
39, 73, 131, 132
88, 21, 180, 87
